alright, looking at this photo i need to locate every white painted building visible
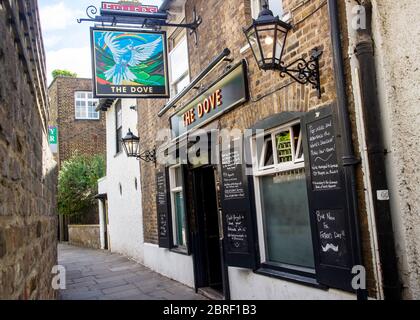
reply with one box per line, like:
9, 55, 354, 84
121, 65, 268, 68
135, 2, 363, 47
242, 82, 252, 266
97, 98, 144, 263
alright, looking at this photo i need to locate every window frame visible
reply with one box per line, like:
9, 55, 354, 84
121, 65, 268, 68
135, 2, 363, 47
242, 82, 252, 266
115, 101, 123, 155
168, 33, 190, 97
251, 119, 316, 277
253, 121, 305, 176
74, 91, 99, 120
251, 0, 284, 20
168, 164, 188, 252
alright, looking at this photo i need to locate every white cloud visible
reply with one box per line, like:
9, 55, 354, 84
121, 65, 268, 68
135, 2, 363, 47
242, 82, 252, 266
43, 34, 62, 48
46, 47, 92, 85
40, 2, 80, 32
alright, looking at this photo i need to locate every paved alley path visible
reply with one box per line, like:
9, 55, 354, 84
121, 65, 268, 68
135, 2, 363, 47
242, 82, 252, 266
58, 243, 207, 300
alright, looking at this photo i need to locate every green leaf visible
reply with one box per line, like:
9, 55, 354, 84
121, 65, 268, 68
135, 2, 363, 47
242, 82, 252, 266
58, 154, 105, 219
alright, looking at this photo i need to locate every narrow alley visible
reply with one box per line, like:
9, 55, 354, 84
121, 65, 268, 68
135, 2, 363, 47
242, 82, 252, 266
58, 244, 207, 300
1, 0, 420, 304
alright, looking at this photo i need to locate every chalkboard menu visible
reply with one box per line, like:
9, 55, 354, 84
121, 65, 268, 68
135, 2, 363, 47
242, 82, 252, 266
225, 212, 249, 253
307, 116, 341, 191
220, 145, 257, 269
303, 104, 357, 292
221, 148, 246, 200
156, 171, 171, 248
315, 209, 349, 267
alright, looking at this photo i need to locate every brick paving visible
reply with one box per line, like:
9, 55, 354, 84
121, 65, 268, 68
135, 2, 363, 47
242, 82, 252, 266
58, 243, 207, 300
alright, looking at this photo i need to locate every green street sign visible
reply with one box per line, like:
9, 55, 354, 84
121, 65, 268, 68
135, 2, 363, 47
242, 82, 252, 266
48, 126, 58, 145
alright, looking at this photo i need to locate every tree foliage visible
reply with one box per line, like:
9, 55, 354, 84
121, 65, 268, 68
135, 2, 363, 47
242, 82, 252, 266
52, 69, 77, 79
58, 154, 105, 218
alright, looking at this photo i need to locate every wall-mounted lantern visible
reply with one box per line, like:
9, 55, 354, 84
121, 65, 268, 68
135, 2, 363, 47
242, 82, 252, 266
121, 129, 156, 163
243, 4, 323, 98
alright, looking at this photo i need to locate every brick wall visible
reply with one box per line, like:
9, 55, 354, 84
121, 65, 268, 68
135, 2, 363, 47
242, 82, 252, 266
137, 0, 375, 294
139, 0, 337, 243
48, 77, 106, 167
68, 225, 100, 249
0, 0, 58, 299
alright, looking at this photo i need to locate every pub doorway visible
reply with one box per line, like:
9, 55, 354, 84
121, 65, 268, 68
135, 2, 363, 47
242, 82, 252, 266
191, 165, 228, 299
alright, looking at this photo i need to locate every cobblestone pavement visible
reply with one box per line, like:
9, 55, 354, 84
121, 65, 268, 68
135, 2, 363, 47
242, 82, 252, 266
58, 243, 207, 300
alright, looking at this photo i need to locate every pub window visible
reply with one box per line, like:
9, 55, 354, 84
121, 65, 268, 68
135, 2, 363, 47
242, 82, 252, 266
169, 165, 187, 250
251, 0, 284, 19
168, 33, 190, 97
252, 121, 315, 273
75, 91, 99, 120
115, 101, 122, 154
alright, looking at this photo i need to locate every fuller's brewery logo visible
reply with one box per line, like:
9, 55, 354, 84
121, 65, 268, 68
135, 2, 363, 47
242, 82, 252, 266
101, 1, 159, 15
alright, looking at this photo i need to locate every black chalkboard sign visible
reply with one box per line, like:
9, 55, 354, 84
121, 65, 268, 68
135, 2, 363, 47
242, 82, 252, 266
302, 104, 357, 292
225, 211, 249, 253
220, 144, 257, 269
307, 116, 341, 191
221, 148, 246, 200
156, 170, 171, 248
315, 209, 349, 267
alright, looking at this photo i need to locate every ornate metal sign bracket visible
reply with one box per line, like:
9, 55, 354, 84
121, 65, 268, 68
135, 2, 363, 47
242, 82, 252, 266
77, 5, 202, 44
279, 47, 323, 99
136, 148, 157, 163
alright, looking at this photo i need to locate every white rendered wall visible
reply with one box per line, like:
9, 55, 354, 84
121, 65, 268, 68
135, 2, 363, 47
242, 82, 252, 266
143, 243, 195, 288
370, 0, 420, 299
97, 178, 106, 250
100, 99, 144, 263
228, 268, 356, 300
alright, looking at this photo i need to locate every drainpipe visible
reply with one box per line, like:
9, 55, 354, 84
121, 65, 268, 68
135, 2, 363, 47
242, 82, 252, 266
327, 0, 367, 300
343, 0, 384, 299
352, 0, 401, 300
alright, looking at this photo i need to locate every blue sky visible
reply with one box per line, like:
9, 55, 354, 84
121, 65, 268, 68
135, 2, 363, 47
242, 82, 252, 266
39, 0, 163, 85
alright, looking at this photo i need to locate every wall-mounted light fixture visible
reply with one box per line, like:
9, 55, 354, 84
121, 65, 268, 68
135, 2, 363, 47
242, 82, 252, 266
243, 5, 323, 98
121, 129, 156, 163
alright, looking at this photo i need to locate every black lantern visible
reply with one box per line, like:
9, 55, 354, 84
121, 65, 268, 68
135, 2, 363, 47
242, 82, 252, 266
121, 129, 156, 163
244, 4, 323, 98
244, 5, 291, 70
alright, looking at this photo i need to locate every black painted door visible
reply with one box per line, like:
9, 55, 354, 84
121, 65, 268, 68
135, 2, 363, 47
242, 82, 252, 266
193, 166, 224, 292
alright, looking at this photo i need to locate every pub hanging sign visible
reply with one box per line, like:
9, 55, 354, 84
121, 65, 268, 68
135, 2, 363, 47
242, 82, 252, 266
90, 27, 169, 98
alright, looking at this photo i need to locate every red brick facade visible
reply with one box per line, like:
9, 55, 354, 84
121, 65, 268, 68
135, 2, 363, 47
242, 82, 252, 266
48, 77, 106, 166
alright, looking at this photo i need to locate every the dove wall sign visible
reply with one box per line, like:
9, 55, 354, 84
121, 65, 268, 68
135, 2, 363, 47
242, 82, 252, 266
90, 27, 169, 98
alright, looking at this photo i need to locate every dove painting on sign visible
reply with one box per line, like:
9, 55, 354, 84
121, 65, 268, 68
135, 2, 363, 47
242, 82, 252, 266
91, 28, 169, 98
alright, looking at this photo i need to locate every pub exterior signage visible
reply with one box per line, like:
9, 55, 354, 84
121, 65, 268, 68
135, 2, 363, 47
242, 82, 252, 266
170, 60, 249, 139
90, 27, 169, 98
101, 2, 159, 15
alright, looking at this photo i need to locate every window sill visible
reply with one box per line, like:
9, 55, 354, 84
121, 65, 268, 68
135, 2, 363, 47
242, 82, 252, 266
254, 267, 328, 291
75, 118, 100, 121
170, 246, 190, 256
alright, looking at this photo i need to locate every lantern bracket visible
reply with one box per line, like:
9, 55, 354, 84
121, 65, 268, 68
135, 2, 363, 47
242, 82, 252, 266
279, 47, 323, 98
136, 148, 157, 163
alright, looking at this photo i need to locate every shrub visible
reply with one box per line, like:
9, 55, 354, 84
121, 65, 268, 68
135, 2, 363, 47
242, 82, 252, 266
58, 154, 105, 219
52, 69, 77, 79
